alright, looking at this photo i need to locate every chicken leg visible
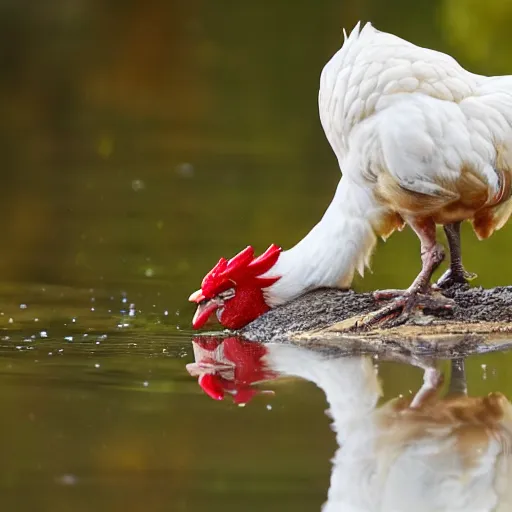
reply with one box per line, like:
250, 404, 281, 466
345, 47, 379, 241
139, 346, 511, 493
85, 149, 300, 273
409, 358, 466, 409
434, 222, 476, 289
358, 218, 454, 328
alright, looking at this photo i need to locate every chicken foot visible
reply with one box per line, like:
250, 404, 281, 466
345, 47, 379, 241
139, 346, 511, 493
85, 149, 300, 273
356, 218, 454, 329
434, 222, 477, 289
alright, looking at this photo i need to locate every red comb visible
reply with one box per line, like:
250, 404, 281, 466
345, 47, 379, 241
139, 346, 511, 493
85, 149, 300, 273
201, 244, 281, 297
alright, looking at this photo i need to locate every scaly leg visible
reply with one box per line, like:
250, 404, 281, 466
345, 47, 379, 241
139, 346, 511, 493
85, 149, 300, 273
357, 218, 453, 328
379, 353, 443, 409
435, 222, 476, 289
411, 358, 466, 408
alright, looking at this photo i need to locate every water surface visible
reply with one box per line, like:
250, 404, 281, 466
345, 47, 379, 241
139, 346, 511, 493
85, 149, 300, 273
2, 1, 512, 510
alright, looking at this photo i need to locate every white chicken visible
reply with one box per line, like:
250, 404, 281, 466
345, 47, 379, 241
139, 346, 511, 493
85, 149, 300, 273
190, 22, 512, 330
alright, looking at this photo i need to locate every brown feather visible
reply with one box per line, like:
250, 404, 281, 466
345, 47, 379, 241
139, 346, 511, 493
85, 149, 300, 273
372, 159, 512, 239
377, 392, 512, 471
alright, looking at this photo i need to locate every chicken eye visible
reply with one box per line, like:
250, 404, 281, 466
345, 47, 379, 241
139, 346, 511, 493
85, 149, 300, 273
219, 288, 235, 301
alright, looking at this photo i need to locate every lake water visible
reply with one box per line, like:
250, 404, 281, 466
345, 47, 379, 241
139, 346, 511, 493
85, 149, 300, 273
2, 1, 512, 511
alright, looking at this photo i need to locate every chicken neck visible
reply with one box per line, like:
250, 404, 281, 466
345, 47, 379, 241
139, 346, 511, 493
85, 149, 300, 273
264, 177, 385, 307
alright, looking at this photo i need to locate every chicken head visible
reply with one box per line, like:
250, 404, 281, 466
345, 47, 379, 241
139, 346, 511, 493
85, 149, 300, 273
189, 244, 281, 329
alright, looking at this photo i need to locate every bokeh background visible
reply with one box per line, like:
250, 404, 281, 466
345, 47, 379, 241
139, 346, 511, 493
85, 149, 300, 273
2, 0, 512, 328
2, 2, 512, 512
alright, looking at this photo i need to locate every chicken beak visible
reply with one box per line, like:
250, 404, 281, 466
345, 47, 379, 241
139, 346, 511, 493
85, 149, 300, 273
189, 289, 205, 303
192, 298, 221, 329
190, 289, 224, 329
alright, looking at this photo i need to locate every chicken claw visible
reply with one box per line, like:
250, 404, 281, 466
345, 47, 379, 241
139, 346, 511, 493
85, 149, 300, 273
355, 289, 454, 330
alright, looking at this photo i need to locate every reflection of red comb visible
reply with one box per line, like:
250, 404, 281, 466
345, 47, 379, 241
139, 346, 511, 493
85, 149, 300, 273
201, 245, 281, 298
189, 337, 279, 405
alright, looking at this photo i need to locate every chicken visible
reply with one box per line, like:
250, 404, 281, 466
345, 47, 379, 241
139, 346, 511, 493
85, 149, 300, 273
190, 22, 512, 330
187, 338, 512, 511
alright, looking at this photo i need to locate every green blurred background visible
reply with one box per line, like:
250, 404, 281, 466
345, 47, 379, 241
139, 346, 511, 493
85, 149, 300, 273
2, 0, 512, 328
2, 2, 512, 511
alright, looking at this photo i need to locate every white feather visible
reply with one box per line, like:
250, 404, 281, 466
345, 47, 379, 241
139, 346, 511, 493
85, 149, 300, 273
264, 176, 383, 305
263, 22, 512, 306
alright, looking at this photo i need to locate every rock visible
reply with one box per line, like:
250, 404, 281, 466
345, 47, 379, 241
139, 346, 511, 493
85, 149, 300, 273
234, 286, 512, 356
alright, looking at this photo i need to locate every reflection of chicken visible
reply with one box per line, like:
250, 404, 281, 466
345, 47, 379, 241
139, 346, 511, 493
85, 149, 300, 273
188, 338, 512, 511
323, 359, 512, 512
186, 337, 278, 405
190, 22, 512, 330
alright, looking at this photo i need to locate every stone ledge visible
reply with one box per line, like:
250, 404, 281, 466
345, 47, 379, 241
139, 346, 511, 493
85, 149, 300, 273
234, 286, 512, 356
